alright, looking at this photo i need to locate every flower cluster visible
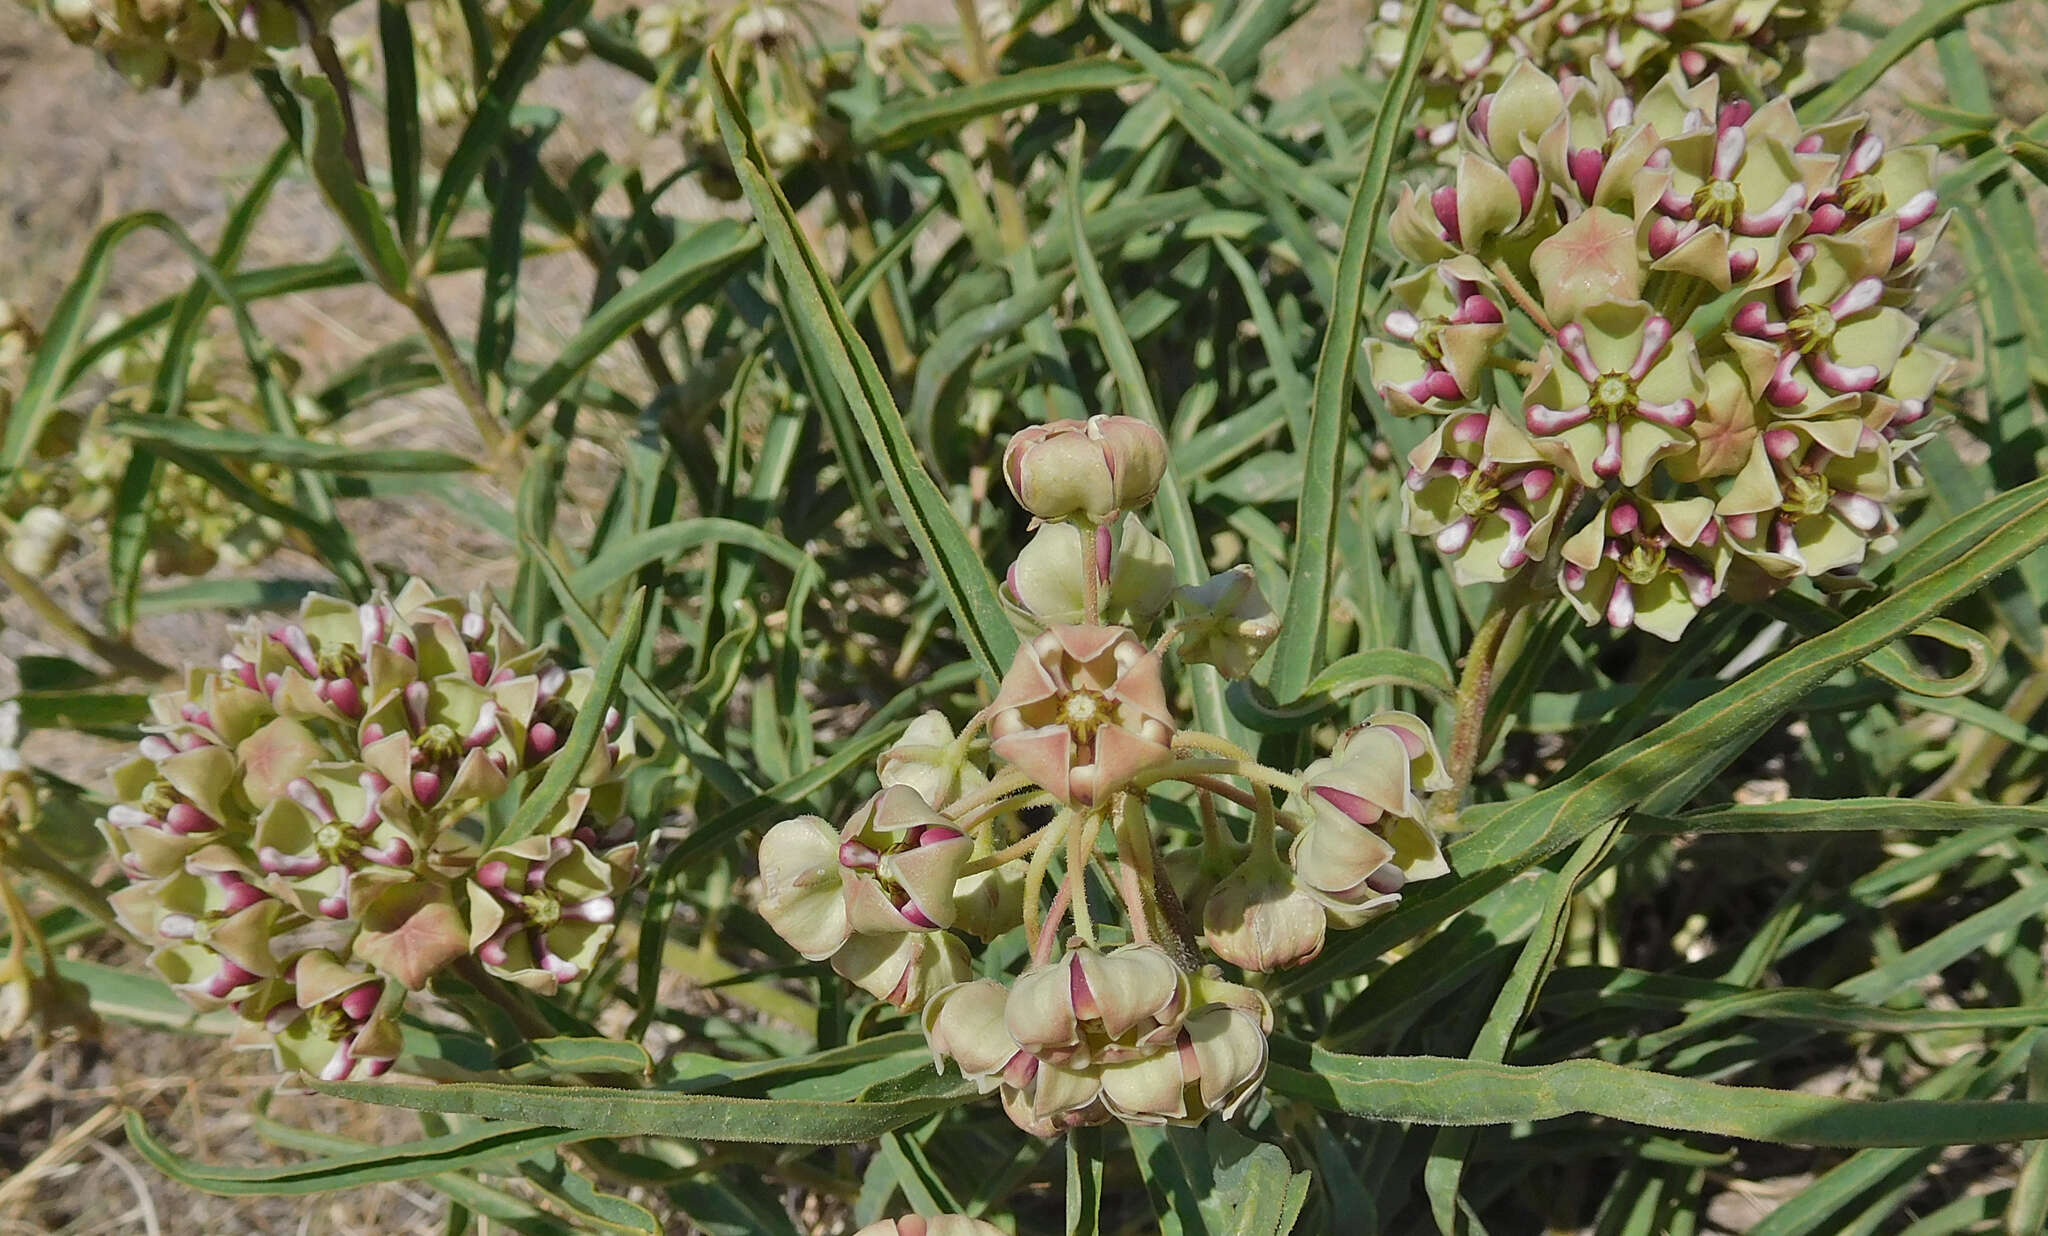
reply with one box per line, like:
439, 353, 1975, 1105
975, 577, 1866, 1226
100, 581, 641, 1081
1369, 62, 1947, 639
1368, 0, 1846, 148
341, 0, 587, 127
2, 331, 318, 578
15, 0, 351, 94
630, 0, 849, 197
758, 415, 1455, 1136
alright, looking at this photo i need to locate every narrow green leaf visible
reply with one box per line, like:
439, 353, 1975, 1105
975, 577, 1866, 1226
125, 1109, 576, 1196
476, 121, 546, 396
1425, 821, 1620, 1233
1093, 17, 1350, 224
379, 0, 424, 252
860, 57, 1149, 148
111, 140, 295, 633
286, 72, 410, 294
502, 1037, 654, 1079
1794, 0, 2008, 123
425, 0, 592, 254
1266, 0, 1439, 701
1268, 1040, 2048, 1147
520, 539, 759, 804
1634, 799, 2048, 835
519, 1152, 662, 1236
506, 218, 760, 429
311, 1073, 974, 1142
1068, 1125, 1106, 1236
107, 416, 475, 474
567, 517, 815, 596
494, 587, 647, 848
2008, 1037, 2048, 1236
708, 58, 1016, 682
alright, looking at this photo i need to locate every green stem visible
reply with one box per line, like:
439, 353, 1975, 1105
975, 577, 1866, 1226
8, 835, 119, 933
1434, 575, 1535, 830
0, 556, 167, 679
453, 954, 558, 1045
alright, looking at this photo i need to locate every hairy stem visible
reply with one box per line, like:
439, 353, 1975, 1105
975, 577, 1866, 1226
1434, 575, 1535, 830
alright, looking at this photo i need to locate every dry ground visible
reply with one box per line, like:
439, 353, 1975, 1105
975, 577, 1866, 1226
1, 0, 2044, 1232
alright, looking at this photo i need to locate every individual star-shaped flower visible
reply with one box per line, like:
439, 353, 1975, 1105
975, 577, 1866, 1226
1523, 299, 1706, 486
1559, 493, 1726, 640
1714, 417, 1899, 579
988, 626, 1175, 806
1403, 410, 1567, 583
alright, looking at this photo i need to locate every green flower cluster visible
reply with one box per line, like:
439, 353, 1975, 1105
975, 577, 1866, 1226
631, 0, 849, 197
1369, 63, 1947, 639
340, 0, 587, 127
100, 582, 640, 1081
1369, 0, 1848, 148
2, 332, 311, 579
759, 415, 1456, 1137
14, 0, 350, 93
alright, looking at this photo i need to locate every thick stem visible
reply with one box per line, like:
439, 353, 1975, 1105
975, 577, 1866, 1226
0, 557, 167, 679
408, 283, 510, 462
1434, 576, 1534, 830
823, 168, 917, 377
305, 30, 368, 183
453, 954, 557, 1045
1147, 830, 1203, 973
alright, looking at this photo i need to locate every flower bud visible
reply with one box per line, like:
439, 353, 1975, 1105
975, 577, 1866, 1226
756, 815, 851, 961
1288, 718, 1451, 922
1172, 567, 1280, 680
1005, 944, 1185, 1066
853, 1218, 1007, 1236
833, 929, 971, 1011
1002, 415, 1168, 524
838, 785, 973, 935
1201, 847, 1327, 972
6, 506, 74, 576
1006, 514, 1177, 631
877, 711, 987, 812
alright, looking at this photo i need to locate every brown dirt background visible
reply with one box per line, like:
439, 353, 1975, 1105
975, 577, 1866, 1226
2, 0, 2045, 1231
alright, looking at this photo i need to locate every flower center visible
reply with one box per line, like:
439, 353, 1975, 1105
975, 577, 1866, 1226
316, 646, 362, 679
1455, 472, 1503, 517
1787, 304, 1839, 354
1480, 7, 1510, 35
415, 722, 463, 764
1838, 173, 1886, 219
1618, 542, 1667, 586
1591, 373, 1639, 421
315, 823, 360, 863
521, 892, 562, 928
1059, 690, 1110, 745
1692, 178, 1743, 229
1784, 472, 1832, 518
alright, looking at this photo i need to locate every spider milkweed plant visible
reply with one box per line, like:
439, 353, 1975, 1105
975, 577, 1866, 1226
3, 0, 2048, 1230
